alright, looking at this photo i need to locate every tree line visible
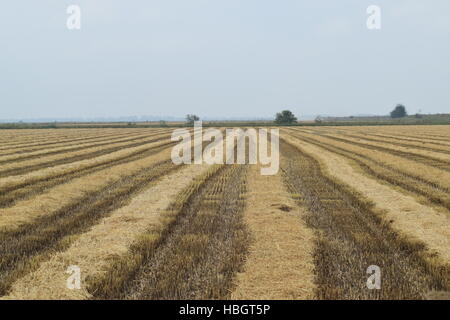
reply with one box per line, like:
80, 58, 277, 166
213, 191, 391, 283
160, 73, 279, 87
184, 104, 409, 125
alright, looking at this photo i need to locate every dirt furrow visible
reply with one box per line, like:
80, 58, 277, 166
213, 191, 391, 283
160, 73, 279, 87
296, 130, 450, 171
320, 130, 450, 154
0, 129, 130, 148
284, 130, 450, 211
344, 131, 450, 149
0, 159, 181, 296
0, 129, 160, 154
0, 141, 176, 208
280, 139, 449, 299
0, 134, 172, 178
0, 130, 167, 159
2, 164, 212, 300
88, 164, 249, 300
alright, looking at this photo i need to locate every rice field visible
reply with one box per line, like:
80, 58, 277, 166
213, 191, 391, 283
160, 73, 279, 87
0, 126, 449, 300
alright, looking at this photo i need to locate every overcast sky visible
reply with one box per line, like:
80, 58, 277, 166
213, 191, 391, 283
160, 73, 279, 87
0, 0, 449, 120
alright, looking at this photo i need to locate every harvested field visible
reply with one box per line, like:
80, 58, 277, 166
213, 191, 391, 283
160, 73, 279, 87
0, 126, 449, 300
280, 139, 449, 299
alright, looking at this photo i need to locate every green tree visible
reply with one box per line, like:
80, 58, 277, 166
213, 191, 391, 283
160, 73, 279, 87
390, 104, 407, 118
275, 110, 298, 124
186, 114, 200, 126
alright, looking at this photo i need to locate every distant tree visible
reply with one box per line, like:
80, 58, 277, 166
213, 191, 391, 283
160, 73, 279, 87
390, 104, 407, 118
159, 120, 168, 127
275, 110, 298, 124
414, 109, 423, 119
186, 114, 200, 126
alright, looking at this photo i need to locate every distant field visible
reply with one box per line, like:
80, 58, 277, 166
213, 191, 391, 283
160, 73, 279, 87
0, 125, 448, 299
1, 114, 450, 129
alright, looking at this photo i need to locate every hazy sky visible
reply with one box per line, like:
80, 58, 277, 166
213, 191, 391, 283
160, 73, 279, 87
1, 0, 449, 120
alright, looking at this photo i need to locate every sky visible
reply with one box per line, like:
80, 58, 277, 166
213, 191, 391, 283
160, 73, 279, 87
0, 0, 449, 120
